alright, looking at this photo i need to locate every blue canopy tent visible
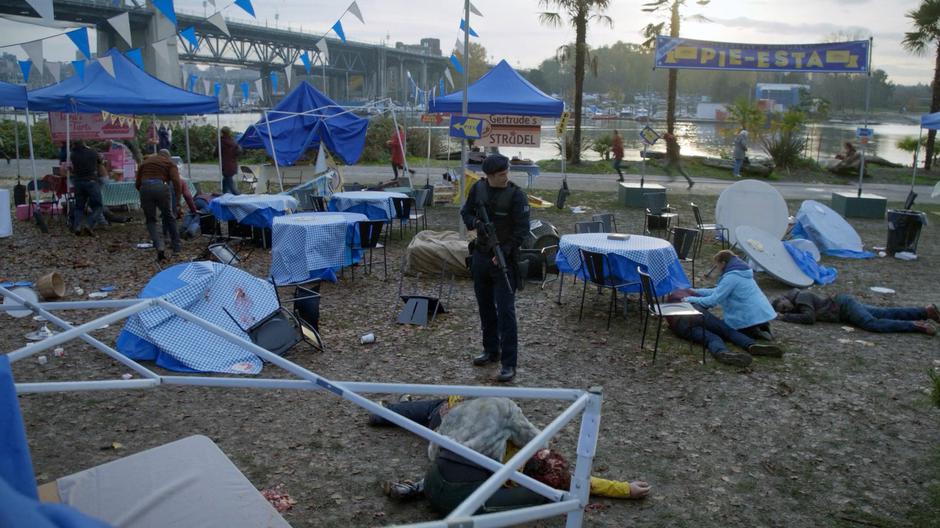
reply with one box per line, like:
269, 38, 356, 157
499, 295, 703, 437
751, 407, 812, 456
428, 59, 563, 117
0, 80, 40, 219
238, 81, 369, 191
28, 48, 218, 115
29, 48, 219, 184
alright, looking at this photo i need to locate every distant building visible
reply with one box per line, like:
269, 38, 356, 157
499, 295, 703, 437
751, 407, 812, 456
754, 83, 809, 111
394, 38, 441, 56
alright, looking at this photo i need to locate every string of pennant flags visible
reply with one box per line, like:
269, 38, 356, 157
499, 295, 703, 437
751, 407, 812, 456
8, 0, 484, 109
99, 111, 211, 129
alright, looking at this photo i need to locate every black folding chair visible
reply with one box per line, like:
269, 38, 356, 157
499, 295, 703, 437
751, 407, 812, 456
293, 189, 326, 212
349, 220, 388, 281
390, 196, 413, 240
520, 244, 560, 289
591, 213, 617, 233
637, 266, 705, 364
574, 221, 604, 234
410, 190, 429, 231
578, 249, 635, 330
671, 227, 701, 287
290, 282, 325, 352
644, 192, 676, 238
691, 202, 729, 250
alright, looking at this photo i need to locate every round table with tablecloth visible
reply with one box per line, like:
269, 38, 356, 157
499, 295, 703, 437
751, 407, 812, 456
327, 191, 408, 221
270, 212, 369, 285
556, 233, 690, 296
208, 193, 298, 228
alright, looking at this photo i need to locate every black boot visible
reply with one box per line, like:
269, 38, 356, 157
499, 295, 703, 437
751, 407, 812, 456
496, 365, 516, 382
472, 352, 499, 366
383, 479, 425, 501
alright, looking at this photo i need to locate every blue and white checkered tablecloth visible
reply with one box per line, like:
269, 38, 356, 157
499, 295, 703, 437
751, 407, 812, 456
117, 261, 279, 374
270, 212, 368, 285
327, 191, 408, 221
100, 180, 198, 207
556, 233, 690, 296
208, 193, 298, 228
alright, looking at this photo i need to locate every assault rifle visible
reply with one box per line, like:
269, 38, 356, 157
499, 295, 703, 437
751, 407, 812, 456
475, 184, 514, 291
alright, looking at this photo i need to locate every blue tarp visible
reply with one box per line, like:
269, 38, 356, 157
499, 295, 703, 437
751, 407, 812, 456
921, 111, 940, 130
0, 81, 27, 109
28, 48, 219, 115
238, 81, 369, 166
428, 60, 564, 117
783, 241, 838, 285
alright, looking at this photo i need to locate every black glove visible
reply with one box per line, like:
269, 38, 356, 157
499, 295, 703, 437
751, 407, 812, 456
474, 219, 485, 232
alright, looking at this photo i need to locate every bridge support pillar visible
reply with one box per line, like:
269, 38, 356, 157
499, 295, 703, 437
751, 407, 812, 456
141, 5, 181, 87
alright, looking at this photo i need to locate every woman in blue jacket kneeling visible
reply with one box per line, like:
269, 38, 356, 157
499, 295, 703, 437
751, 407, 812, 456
683, 250, 777, 340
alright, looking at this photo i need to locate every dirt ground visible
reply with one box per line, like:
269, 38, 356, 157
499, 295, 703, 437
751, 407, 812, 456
3, 186, 940, 528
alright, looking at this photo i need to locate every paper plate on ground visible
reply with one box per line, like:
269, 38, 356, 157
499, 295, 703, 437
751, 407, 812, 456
735, 225, 813, 288
869, 286, 895, 294
716, 180, 789, 245
3, 287, 38, 318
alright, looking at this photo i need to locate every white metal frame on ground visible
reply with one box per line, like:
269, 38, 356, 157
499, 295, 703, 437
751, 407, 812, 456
0, 285, 601, 528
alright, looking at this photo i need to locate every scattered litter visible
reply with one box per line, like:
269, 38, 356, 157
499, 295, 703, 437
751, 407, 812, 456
872, 246, 886, 251
53, 347, 65, 358
360, 333, 376, 345
570, 206, 588, 214
261, 486, 297, 513
841, 326, 855, 332
854, 340, 875, 347
869, 286, 895, 294
877, 251, 887, 258
135, 243, 153, 249
13, 281, 34, 287
36, 355, 47, 365
894, 251, 917, 261
99, 286, 116, 292
837, 338, 853, 344
121, 373, 133, 380
88, 292, 109, 299
73, 287, 84, 296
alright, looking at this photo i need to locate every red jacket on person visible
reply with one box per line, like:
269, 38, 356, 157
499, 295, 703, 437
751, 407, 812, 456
388, 130, 405, 166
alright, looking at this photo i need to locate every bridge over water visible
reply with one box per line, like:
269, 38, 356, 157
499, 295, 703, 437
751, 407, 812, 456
0, 0, 449, 103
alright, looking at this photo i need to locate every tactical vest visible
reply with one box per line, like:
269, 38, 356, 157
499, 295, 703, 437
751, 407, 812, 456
476, 180, 521, 254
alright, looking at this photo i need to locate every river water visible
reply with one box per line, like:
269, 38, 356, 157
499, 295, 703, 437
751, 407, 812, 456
214, 113, 922, 166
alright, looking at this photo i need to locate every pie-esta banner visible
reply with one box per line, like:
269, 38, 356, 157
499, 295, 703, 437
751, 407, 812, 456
654, 37, 870, 73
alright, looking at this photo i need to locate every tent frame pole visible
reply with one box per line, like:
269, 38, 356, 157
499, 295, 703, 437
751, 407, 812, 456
389, 108, 411, 190
184, 115, 192, 181
911, 126, 922, 192
458, 0, 471, 235
857, 37, 873, 198
13, 110, 21, 178
263, 110, 284, 193
24, 108, 39, 215
216, 114, 223, 192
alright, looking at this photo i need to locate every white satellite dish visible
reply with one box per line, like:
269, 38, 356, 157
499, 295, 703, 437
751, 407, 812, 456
793, 200, 864, 254
3, 287, 39, 318
788, 238, 821, 262
736, 225, 813, 288
716, 180, 789, 245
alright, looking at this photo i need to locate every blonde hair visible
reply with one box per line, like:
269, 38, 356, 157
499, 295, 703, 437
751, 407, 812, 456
713, 249, 736, 265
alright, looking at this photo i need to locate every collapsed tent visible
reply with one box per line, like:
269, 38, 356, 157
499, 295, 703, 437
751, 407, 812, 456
28, 48, 219, 115
791, 200, 875, 259
428, 59, 564, 117
238, 81, 369, 166
0, 81, 27, 109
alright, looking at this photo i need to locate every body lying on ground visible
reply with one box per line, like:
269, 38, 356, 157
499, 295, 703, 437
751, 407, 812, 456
771, 289, 938, 335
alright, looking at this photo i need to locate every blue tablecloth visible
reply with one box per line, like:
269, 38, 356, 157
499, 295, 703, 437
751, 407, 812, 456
328, 191, 408, 220
208, 193, 298, 228
116, 262, 279, 374
270, 212, 368, 284
556, 233, 690, 295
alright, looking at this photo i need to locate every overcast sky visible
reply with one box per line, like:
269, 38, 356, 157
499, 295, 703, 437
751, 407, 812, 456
0, 0, 934, 85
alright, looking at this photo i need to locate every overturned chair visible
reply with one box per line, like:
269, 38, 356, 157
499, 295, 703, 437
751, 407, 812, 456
397, 255, 453, 326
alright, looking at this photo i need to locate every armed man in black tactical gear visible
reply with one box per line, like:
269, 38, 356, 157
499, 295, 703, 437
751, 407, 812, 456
460, 154, 530, 382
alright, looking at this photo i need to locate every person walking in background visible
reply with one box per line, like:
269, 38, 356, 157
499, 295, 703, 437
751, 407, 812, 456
157, 124, 171, 152
611, 130, 625, 182
387, 125, 414, 181
69, 140, 104, 237
219, 127, 241, 195
663, 132, 695, 189
732, 128, 749, 178
136, 149, 182, 262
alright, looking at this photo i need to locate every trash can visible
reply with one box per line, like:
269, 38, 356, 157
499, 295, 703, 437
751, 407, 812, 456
886, 209, 926, 255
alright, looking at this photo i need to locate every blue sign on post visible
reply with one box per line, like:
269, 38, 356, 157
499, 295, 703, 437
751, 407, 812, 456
856, 127, 873, 138
449, 115, 486, 139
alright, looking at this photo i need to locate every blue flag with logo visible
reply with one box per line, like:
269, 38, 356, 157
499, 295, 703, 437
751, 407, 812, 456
460, 19, 478, 37
270, 71, 278, 93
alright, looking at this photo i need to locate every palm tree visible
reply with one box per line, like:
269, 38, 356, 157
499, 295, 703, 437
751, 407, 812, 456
903, 0, 940, 170
640, 0, 710, 167
539, 0, 613, 164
